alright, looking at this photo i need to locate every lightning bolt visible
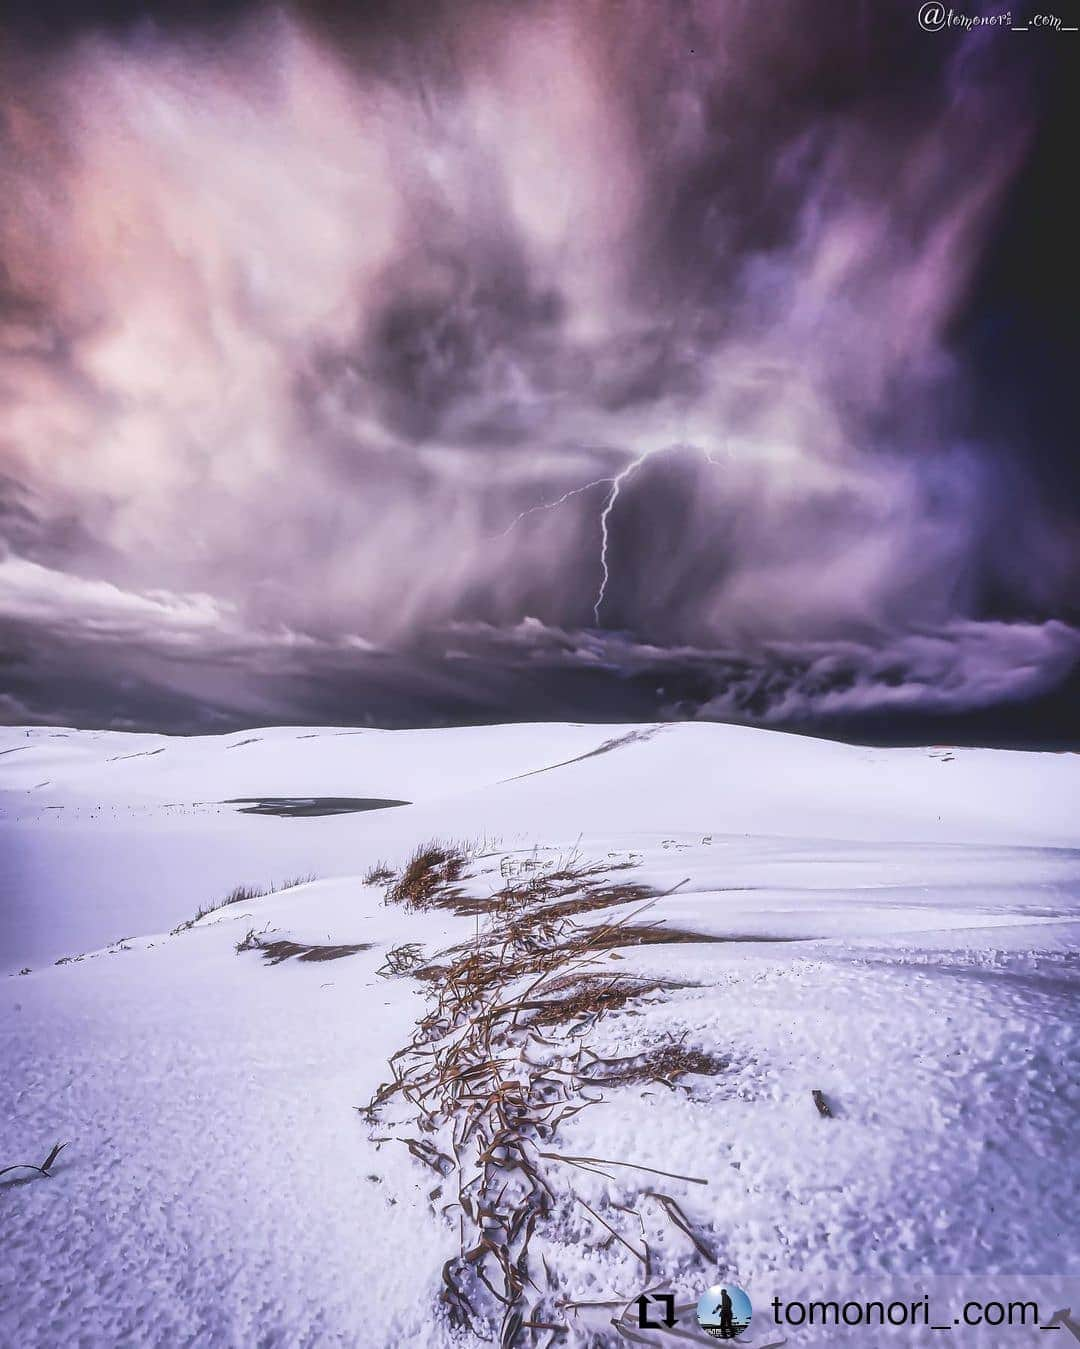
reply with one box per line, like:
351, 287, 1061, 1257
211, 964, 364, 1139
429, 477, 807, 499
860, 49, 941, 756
594, 443, 729, 623
495, 476, 614, 539
498, 443, 731, 626
593, 452, 649, 623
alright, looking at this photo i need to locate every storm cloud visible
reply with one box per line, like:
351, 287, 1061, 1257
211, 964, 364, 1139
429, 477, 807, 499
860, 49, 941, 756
0, 0, 1077, 740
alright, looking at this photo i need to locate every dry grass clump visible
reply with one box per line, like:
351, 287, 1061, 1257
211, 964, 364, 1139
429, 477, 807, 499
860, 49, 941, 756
363, 861, 396, 885
377, 942, 425, 977
439, 871, 655, 929
361, 859, 718, 1344
386, 841, 467, 910
539, 882, 652, 924
517, 972, 673, 1029
171, 874, 316, 935
591, 922, 724, 950
577, 1041, 729, 1089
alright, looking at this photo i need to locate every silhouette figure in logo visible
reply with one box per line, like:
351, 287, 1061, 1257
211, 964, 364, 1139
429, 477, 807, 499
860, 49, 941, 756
714, 1288, 734, 1337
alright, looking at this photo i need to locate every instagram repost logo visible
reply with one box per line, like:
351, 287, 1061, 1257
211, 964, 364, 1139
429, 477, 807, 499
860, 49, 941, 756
697, 1283, 753, 1340
918, 2, 947, 28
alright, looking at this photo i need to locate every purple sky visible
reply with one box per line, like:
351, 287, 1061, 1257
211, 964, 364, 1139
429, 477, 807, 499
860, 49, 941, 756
1, 0, 1077, 740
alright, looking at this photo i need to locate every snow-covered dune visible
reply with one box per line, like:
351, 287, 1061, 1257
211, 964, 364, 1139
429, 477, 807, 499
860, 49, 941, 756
2, 723, 1078, 1345
2, 721, 1076, 973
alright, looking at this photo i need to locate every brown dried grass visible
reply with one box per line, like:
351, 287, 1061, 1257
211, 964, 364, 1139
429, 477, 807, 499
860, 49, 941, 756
361, 860, 717, 1344
386, 841, 467, 910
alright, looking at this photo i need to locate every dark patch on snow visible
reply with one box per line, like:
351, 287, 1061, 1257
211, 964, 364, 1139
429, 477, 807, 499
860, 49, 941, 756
239, 934, 372, 965
227, 796, 409, 817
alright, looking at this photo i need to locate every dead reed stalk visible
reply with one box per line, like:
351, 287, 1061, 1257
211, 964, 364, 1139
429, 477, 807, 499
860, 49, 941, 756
363, 856, 722, 1344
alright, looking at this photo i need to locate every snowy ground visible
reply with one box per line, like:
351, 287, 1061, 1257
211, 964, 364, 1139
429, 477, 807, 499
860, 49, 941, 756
2, 722, 1078, 1346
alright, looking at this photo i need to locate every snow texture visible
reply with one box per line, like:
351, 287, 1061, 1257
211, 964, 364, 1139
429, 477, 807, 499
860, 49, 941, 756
1, 722, 1078, 1346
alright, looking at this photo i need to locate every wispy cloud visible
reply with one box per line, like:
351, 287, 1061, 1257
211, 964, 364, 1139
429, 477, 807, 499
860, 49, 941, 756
0, 2, 1074, 733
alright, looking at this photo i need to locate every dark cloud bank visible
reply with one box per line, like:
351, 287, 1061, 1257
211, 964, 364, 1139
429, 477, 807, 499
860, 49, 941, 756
1, 1, 1077, 745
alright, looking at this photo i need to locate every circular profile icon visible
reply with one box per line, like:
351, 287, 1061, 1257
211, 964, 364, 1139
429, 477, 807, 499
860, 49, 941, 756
696, 1283, 753, 1340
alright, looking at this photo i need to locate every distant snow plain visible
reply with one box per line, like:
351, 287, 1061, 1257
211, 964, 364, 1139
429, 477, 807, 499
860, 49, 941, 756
2, 722, 1078, 1345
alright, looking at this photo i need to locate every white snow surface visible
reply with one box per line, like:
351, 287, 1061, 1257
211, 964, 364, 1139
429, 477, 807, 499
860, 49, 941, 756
1, 721, 1078, 1346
